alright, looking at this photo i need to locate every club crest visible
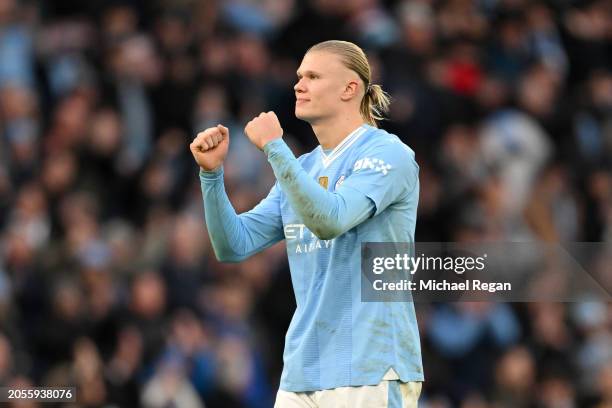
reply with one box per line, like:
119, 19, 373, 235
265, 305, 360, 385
318, 176, 329, 189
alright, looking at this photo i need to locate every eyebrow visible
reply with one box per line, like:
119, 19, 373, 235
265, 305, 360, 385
296, 70, 321, 77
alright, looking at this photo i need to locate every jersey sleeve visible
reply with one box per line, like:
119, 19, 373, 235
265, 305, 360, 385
237, 181, 285, 252
264, 139, 377, 240
337, 139, 419, 217
200, 168, 284, 262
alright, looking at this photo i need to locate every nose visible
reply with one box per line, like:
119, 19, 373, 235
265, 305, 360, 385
294, 78, 305, 93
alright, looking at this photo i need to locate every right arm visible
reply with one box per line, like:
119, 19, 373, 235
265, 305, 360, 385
200, 168, 283, 262
191, 124, 283, 263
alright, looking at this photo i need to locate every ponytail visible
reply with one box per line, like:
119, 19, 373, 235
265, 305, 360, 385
360, 83, 391, 126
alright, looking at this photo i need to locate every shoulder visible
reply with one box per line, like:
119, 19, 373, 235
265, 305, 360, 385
354, 126, 418, 172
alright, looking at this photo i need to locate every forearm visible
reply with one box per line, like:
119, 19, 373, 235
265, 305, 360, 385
263, 139, 374, 239
200, 168, 274, 262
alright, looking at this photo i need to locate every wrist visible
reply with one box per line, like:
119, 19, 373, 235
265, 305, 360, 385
262, 138, 286, 155
260, 134, 283, 150
199, 166, 224, 181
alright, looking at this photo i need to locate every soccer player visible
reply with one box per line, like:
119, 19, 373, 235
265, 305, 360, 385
190, 40, 423, 407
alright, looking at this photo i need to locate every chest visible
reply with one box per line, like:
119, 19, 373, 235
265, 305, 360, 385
280, 152, 354, 220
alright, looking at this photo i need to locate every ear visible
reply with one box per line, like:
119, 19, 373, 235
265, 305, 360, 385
340, 79, 360, 101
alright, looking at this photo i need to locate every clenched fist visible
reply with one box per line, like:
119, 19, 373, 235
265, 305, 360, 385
190, 124, 229, 171
245, 111, 283, 150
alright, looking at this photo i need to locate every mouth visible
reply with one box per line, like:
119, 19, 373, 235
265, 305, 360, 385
296, 99, 309, 105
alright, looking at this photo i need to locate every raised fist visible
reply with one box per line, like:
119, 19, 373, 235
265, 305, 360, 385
244, 111, 283, 150
190, 124, 229, 171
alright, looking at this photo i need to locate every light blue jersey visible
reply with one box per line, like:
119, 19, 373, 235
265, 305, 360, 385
199, 123, 423, 392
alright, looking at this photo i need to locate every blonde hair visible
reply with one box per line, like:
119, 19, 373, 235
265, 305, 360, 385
306, 40, 391, 126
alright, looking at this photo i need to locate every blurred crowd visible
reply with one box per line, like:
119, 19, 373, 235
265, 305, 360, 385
0, 0, 611, 407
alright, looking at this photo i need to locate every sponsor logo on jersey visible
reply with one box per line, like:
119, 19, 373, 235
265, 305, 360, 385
284, 223, 333, 253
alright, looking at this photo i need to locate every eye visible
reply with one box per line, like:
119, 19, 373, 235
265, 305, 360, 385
309, 73, 318, 79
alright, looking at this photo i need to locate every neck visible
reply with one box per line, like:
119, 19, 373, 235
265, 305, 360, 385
311, 115, 368, 150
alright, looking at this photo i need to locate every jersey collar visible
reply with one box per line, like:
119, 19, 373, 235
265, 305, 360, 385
319, 124, 368, 168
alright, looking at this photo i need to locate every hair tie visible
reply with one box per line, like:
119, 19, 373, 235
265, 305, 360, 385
366, 83, 373, 94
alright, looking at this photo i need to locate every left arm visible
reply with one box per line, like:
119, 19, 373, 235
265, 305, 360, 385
244, 111, 418, 240
264, 138, 375, 240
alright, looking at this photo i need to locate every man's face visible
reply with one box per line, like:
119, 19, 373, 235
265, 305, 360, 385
294, 51, 356, 123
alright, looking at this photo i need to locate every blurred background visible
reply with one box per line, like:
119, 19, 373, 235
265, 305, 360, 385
0, 0, 611, 406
